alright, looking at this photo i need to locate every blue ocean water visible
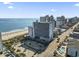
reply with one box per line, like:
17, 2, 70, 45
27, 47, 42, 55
0, 18, 37, 32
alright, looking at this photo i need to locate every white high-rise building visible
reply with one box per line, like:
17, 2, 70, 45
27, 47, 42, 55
40, 15, 55, 23
28, 27, 33, 38
33, 15, 56, 42
68, 17, 78, 24
40, 17, 46, 22
33, 20, 55, 42
56, 16, 67, 28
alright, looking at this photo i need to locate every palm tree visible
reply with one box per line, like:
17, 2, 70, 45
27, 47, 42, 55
0, 51, 3, 55
16, 49, 20, 52
19, 53, 26, 57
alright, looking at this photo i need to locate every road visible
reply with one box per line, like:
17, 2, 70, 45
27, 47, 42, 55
35, 22, 79, 57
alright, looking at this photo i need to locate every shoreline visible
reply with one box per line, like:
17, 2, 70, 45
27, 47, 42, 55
1, 27, 28, 34
1, 27, 28, 40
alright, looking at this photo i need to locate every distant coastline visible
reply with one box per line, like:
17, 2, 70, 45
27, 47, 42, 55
0, 18, 37, 32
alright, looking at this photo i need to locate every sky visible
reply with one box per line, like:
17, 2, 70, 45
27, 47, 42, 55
0, 2, 79, 18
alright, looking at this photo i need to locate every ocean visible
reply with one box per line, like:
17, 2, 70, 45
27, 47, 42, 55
0, 18, 37, 32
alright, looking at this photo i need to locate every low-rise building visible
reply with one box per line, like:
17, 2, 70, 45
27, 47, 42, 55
55, 41, 68, 57
67, 38, 79, 57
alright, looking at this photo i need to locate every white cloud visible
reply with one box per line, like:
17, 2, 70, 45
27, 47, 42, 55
8, 6, 13, 9
3, 2, 12, 4
51, 8, 56, 12
74, 3, 79, 7
3, 1, 14, 9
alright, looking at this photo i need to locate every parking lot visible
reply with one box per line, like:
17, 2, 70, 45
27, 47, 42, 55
0, 45, 15, 57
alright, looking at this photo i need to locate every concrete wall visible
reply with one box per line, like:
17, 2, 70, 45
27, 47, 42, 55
1, 28, 28, 40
